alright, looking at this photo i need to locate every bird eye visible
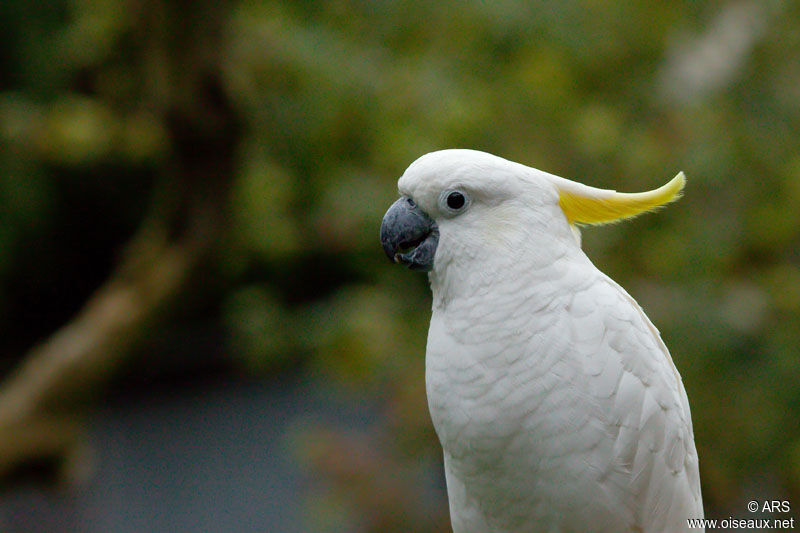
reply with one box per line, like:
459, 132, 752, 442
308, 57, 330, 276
447, 191, 467, 210
438, 189, 470, 215
446, 191, 465, 210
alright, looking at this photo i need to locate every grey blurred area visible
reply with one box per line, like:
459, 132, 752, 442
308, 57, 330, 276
0, 373, 382, 533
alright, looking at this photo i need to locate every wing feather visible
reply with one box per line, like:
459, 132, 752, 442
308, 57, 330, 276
586, 276, 704, 530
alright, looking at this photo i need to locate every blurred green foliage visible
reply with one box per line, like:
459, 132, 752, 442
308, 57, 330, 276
2, 0, 800, 528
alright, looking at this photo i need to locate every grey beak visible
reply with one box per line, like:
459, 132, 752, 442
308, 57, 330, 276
380, 197, 439, 272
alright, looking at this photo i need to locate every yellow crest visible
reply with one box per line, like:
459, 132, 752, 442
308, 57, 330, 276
557, 172, 686, 225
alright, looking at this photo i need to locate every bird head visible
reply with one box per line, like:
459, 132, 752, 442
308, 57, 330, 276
380, 149, 685, 275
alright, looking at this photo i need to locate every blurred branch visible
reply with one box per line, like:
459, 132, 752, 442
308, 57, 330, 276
0, 220, 202, 481
657, 0, 782, 104
0, 0, 238, 484
0, 146, 233, 482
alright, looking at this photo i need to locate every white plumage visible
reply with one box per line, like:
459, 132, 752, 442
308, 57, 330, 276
381, 149, 703, 532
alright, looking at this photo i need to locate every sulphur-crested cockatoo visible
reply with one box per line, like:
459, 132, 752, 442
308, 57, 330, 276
380, 150, 702, 532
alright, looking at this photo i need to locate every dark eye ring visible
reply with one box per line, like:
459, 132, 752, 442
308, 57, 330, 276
446, 191, 466, 210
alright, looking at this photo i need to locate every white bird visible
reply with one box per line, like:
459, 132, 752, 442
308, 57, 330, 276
380, 150, 703, 532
